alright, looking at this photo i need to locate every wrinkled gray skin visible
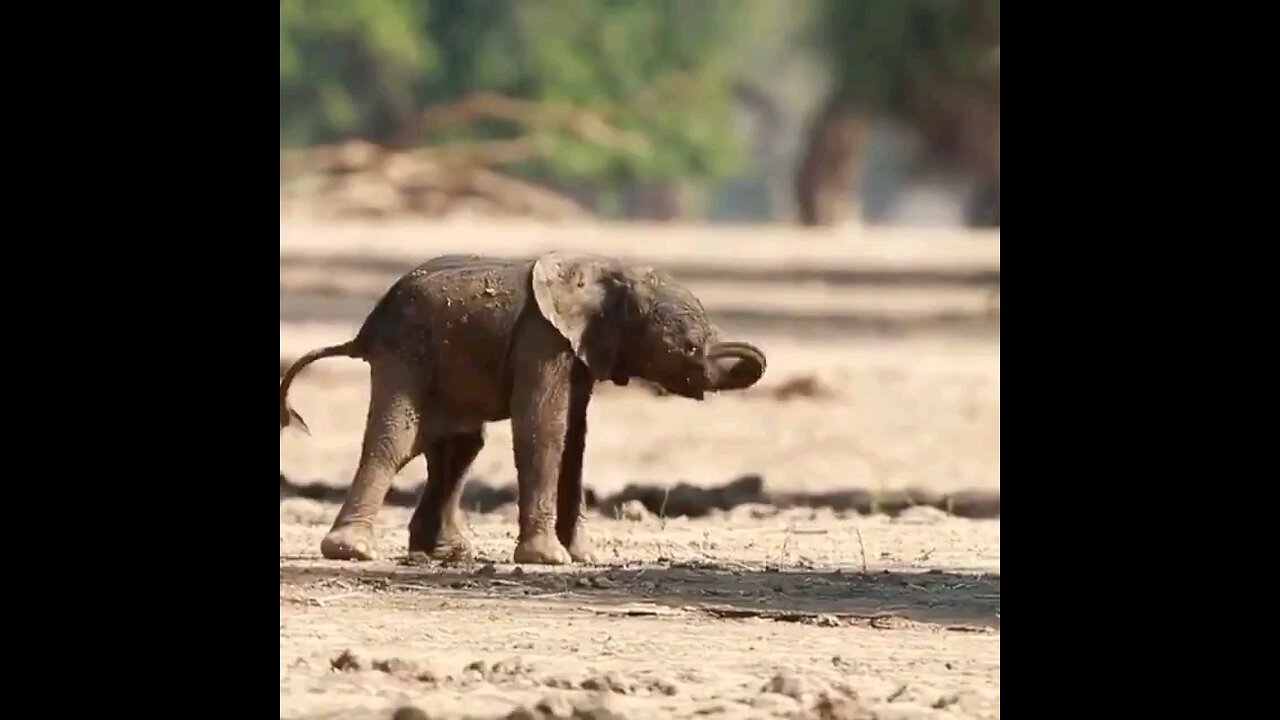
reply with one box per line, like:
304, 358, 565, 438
279, 252, 767, 564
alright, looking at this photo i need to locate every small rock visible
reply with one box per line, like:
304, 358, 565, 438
757, 666, 829, 702
582, 672, 633, 694
411, 658, 456, 685
535, 692, 575, 718
932, 693, 960, 709
590, 575, 617, 589
542, 674, 578, 689
372, 657, 417, 675
618, 500, 650, 521
749, 693, 802, 713
770, 375, 833, 400
491, 657, 532, 677
762, 671, 812, 701
512, 566, 525, 577
570, 692, 627, 719
477, 563, 497, 576
330, 649, 362, 672
727, 503, 779, 520
650, 679, 679, 696
400, 552, 433, 566
891, 505, 949, 525
392, 707, 431, 720
505, 707, 540, 720
810, 693, 874, 720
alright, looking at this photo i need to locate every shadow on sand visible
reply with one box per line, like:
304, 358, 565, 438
280, 560, 999, 631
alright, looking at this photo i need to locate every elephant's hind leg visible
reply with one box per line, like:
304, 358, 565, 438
321, 359, 425, 561
408, 429, 485, 562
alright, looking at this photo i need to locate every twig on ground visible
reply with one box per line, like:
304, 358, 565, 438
694, 605, 909, 628
586, 604, 684, 617
311, 591, 363, 607
658, 487, 671, 530
777, 524, 794, 566
394, 583, 436, 593
855, 527, 868, 574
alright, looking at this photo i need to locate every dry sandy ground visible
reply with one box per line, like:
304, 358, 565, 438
280, 219, 999, 719
280, 502, 999, 720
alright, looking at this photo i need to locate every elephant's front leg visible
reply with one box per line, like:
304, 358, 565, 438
557, 361, 601, 563
510, 339, 575, 565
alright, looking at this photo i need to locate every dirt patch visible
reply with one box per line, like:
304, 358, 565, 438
280, 504, 999, 719
768, 374, 837, 400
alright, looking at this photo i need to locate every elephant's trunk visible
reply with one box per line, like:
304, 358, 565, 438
706, 341, 767, 391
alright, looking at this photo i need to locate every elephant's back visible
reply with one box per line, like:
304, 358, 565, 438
408, 255, 534, 333
358, 255, 534, 419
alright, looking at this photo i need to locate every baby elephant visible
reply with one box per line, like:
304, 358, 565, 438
279, 251, 767, 564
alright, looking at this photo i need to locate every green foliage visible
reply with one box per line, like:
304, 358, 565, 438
509, 0, 746, 181
280, 0, 750, 182
815, 0, 999, 113
279, 0, 436, 146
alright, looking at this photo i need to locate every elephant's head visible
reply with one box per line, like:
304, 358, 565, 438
531, 252, 766, 399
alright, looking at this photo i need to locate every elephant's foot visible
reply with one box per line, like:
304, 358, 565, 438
321, 523, 379, 561
513, 532, 572, 565
564, 529, 603, 564
407, 525, 474, 563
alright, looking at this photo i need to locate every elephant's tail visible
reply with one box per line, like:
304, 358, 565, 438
279, 340, 362, 435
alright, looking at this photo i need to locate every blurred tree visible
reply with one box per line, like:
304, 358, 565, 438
280, 0, 753, 219
279, 0, 437, 146
799, 0, 999, 227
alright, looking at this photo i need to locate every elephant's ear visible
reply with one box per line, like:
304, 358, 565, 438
531, 252, 625, 379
